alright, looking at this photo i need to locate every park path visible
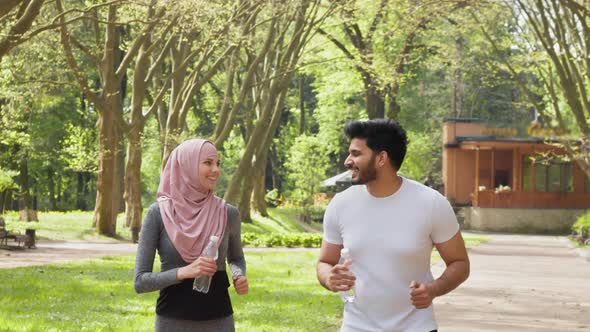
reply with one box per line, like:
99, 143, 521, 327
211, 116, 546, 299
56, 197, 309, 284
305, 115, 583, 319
0, 241, 321, 268
0, 241, 138, 268
432, 233, 590, 332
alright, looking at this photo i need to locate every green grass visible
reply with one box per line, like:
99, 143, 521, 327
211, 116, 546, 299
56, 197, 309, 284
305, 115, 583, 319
1, 207, 309, 242
240, 208, 308, 234
0, 252, 342, 332
2, 211, 131, 242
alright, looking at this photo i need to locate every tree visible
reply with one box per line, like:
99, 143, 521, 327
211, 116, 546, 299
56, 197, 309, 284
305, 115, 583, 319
124, 0, 256, 242
56, 0, 166, 236
479, 0, 590, 178
219, 0, 334, 221
285, 135, 328, 209
317, 0, 470, 119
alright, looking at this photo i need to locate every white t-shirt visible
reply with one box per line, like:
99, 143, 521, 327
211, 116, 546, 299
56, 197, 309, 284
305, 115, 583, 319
323, 177, 459, 332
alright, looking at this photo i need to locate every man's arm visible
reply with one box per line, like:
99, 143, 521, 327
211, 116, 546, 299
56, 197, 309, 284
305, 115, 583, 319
317, 241, 355, 291
410, 231, 470, 308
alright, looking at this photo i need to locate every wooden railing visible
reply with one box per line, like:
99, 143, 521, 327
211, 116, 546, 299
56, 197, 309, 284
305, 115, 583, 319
475, 190, 590, 209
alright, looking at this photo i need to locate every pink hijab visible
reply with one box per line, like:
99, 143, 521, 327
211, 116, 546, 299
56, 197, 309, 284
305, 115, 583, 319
157, 139, 227, 263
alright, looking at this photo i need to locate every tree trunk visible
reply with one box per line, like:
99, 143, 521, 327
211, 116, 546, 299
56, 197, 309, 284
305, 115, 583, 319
451, 36, 464, 118
95, 101, 118, 236
252, 161, 268, 216
0, 191, 6, 214
125, 128, 143, 243
0, 0, 45, 63
365, 84, 385, 119
47, 167, 57, 210
299, 74, 305, 134
76, 172, 86, 210
237, 169, 255, 223
269, 145, 281, 191
18, 154, 37, 221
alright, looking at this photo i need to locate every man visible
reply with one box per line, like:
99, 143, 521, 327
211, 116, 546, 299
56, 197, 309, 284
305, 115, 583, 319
316, 119, 470, 332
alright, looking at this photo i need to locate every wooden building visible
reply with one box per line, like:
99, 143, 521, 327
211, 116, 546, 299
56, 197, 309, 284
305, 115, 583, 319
443, 118, 590, 210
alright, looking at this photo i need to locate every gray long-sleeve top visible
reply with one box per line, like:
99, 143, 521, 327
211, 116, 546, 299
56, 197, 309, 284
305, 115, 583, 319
134, 202, 246, 293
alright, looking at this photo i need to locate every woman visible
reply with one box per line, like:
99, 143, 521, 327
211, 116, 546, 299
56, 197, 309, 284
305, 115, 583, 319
134, 139, 248, 332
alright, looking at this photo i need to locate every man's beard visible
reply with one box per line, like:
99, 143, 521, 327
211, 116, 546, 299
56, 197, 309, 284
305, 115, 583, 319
351, 154, 377, 185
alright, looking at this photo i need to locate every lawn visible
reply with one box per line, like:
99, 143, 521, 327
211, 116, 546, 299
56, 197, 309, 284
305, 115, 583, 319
1, 208, 310, 242
0, 252, 342, 332
2, 211, 132, 242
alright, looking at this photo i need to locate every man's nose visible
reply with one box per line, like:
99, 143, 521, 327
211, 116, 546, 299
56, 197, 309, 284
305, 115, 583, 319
344, 156, 353, 169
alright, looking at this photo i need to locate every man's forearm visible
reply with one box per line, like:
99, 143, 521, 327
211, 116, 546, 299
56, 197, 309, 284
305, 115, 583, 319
428, 260, 470, 298
317, 261, 334, 291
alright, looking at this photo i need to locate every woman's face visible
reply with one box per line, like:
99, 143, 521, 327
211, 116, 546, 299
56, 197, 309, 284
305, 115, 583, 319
198, 155, 221, 191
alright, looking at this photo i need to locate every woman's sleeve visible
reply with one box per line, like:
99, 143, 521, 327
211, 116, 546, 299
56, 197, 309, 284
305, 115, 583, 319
226, 206, 246, 277
134, 205, 181, 293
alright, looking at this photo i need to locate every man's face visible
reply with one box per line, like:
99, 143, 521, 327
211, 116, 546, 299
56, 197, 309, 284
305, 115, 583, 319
344, 138, 377, 185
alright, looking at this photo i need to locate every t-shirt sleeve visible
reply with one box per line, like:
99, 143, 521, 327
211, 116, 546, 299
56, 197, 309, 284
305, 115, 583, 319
430, 193, 460, 244
322, 197, 343, 245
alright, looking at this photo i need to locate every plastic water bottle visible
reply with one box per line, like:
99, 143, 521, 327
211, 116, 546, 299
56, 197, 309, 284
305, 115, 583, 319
193, 235, 219, 293
339, 248, 355, 303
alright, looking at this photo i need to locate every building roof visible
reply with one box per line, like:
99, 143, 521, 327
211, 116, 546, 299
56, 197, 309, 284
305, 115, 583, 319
443, 117, 486, 123
320, 170, 351, 187
456, 136, 549, 144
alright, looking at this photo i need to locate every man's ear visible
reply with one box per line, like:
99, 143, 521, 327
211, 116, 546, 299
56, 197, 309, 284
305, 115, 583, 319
378, 151, 388, 167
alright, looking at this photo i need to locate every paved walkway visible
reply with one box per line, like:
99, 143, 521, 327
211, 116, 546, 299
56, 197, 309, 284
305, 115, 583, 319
0, 241, 138, 268
0, 241, 322, 268
433, 233, 590, 331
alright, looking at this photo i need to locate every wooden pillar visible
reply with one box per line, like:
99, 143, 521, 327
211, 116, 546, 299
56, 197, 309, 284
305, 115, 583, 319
490, 148, 495, 207
491, 148, 496, 189
474, 147, 480, 206
512, 148, 520, 192
531, 157, 536, 193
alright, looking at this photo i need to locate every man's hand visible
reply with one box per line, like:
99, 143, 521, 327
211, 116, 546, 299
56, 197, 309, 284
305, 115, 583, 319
409, 280, 435, 309
326, 259, 356, 292
176, 257, 217, 280
233, 275, 249, 294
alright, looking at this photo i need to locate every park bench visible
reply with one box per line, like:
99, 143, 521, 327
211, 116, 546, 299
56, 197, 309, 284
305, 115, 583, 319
0, 217, 26, 248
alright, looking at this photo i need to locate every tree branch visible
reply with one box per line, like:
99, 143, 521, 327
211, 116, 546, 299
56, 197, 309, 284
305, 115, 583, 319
56, 0, 101, 108
317, 28, 355, 59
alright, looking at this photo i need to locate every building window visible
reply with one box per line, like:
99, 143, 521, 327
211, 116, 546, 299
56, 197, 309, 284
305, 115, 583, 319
522, 155, 574, 192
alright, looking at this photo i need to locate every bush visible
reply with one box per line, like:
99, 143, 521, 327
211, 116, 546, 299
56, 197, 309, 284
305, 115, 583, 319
264, 189, 283, 207
571, 211, 590, 245
297, 206, 327, 224
241, 232, 322, 248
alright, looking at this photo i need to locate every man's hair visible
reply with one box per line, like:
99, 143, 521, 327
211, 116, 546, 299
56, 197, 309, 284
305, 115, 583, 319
344, 119, 408, 170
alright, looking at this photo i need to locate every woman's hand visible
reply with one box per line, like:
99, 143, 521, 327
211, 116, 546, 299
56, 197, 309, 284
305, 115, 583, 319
233, 276, 248, 294
177, 257, 217, 280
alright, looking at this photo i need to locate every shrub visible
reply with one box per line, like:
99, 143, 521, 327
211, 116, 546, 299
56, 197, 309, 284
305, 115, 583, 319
241, 232, 322, 248
264, 189, 283, 207
571, 211, 590, 244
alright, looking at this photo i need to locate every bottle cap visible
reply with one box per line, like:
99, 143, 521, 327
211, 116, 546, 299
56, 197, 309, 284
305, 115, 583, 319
340, 248, 349, 256
210, 235, 219, 243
